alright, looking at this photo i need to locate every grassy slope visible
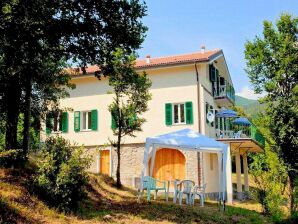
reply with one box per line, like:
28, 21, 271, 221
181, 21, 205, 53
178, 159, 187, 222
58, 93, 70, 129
0, 168, 270, 224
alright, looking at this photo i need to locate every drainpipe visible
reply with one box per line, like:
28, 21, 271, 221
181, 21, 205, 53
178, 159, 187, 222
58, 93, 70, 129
195, 62, 204, 186
194, 62, 201, 133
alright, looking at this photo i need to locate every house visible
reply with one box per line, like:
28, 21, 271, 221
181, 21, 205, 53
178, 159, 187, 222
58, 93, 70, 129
41, 46, 264, 202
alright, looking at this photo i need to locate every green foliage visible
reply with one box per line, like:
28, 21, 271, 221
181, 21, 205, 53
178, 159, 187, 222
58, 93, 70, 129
250, 149, 287, 220
34, 136, 91, 212
108, 49, 152, 187
0, 0, 147, 153
245, 13, 298, 214
249, 112, 288, 220
109, 49, 152, 137
0, 149, 24, 168
0, 114, 40, 151
235, 96, 266, 117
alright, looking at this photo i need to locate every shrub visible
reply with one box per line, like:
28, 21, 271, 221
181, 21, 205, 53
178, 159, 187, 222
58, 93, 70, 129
250, 149, 287, 221
0, 149, 24, 168
34, 136, 91, 212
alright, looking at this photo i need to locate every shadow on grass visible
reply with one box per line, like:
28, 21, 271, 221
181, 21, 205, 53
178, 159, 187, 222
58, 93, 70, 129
0, 197, 42, 224
76, 174, 269, 224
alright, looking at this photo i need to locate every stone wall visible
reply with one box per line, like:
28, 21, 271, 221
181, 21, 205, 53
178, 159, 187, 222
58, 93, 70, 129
111, 143, 145, 187
84, 144, 200, 188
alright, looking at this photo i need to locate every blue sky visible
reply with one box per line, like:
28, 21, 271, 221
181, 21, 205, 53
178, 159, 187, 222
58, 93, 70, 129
138, 0, 298, 99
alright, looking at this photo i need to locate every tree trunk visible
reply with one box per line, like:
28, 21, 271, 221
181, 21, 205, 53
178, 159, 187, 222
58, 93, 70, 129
288, 171, 296, 215
116, 130, 122, 188
22, 74, 32, 158
5, 76, 22, 150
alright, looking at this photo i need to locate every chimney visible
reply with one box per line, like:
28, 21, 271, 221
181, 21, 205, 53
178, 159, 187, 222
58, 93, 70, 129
201, 45, 206, 54
146, 54, 151, 64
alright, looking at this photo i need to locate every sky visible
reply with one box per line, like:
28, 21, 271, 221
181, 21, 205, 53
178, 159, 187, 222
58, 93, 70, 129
137, 0, 298, 100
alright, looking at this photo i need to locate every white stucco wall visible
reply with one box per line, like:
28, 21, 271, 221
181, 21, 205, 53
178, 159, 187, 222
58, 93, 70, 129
42, 64, 203, 146
40, 58, 233, 200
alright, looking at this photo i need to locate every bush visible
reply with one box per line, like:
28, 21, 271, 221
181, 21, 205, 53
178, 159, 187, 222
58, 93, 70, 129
0, 149, 24, 168
249, 149, 287, 221
34, 136, 91, 212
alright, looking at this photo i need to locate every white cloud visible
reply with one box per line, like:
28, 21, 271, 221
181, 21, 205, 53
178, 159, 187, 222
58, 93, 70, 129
236, 86, 266, 100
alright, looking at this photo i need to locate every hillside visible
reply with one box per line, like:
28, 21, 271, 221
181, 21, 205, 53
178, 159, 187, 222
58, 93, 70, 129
235, 95, 266, 116
0, 167, 270, 224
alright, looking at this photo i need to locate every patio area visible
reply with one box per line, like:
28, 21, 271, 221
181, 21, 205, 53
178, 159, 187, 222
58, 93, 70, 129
137, 129, 233, 208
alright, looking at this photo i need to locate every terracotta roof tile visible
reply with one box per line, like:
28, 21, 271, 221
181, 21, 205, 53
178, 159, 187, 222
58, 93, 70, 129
70, 49, 222, 76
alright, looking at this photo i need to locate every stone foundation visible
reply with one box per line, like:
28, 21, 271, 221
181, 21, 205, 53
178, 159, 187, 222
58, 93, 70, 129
84, 144, 200, 188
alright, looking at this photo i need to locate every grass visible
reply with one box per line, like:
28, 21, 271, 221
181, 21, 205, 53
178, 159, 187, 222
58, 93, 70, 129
0, 168, 272, 224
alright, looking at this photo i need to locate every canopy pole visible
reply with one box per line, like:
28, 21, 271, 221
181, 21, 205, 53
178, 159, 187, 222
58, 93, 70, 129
217, 152, 223, 202
142, 142, 151, 178
149, 145, 157, 177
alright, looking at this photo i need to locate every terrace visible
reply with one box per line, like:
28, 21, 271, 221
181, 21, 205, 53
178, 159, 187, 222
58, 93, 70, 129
214, 109, 265, 200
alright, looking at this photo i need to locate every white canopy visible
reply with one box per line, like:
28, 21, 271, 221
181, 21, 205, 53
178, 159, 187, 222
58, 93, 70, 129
141, 128, 230, 202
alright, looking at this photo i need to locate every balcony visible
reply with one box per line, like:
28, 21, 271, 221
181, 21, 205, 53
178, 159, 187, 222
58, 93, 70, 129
209, 64, 235, 107
216, 125, 265, 149
214, 84, 235, 107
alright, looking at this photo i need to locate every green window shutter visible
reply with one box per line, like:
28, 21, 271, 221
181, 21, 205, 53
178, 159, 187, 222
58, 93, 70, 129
91, 109, 98, 131
61, 112, 68, 133
111, 112, 117, 129
210, 105, 214, 127
209, 65, 216, 82
185, 101, 193, 125
74, 111, 80, 132
165, 103, 172, 126
45, 114, 52, 135
205, 103, 209, 124
215, 111, 218, 129
128, 113, 137, 126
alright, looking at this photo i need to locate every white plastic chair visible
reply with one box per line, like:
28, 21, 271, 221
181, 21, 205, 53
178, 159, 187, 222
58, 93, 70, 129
190, 184, 207, 207
176, 180, 195, 205
173, 179, 180, 203
234, 130, 242, 138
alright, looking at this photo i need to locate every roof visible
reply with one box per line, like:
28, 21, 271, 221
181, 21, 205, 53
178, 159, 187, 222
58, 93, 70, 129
69, 49, 222, 76
146, 128, 227, 152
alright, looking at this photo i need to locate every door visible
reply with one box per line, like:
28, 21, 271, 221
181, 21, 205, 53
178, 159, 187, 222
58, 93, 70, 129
100, 150, 110, 175
149, 148, 185, 184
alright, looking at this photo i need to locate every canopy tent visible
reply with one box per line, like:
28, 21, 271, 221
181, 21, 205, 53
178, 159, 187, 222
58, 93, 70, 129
141, 128, 232, 204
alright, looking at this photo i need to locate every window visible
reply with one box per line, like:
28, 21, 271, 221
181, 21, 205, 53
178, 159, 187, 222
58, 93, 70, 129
173, 103, 185, 124
52, 113, 62, 132
46, 111, 68, 134
81, 111, 92, 130
165, 102, 193, 126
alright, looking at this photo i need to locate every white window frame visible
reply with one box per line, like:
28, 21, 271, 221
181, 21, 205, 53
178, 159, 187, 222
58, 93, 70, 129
51, 112, 62, 134
81, 110, 92, 131
172, 103, 186, 125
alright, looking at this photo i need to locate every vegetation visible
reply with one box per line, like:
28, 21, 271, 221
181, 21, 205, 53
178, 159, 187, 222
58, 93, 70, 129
235, 96, 266, 117
0, 0, 147, 162
245, 13, 298, 214
34, 136, 91, 212
108, 49, 152, 188
0, 167, 272, 224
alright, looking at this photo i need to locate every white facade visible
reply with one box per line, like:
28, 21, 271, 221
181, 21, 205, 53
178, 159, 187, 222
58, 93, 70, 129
41, 50, 235, 201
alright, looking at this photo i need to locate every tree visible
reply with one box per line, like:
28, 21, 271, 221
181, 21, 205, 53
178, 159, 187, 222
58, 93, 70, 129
108, 49, 152, 188
0, 0, 147, 159
244, 13, 298, 214
250, 113, 288, 221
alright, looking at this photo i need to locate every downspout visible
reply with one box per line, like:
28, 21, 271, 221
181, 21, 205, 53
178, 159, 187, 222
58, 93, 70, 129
195, 62, 204, 187
194, 62, 201, 133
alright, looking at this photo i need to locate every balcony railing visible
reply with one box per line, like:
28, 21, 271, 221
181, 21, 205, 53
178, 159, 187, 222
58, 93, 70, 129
214, 84, 235, 102
216, 125, 265, 147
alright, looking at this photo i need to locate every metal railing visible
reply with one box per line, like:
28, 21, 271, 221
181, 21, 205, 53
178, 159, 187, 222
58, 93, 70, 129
213, 85, 235, 102
216, 125, 265, 147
